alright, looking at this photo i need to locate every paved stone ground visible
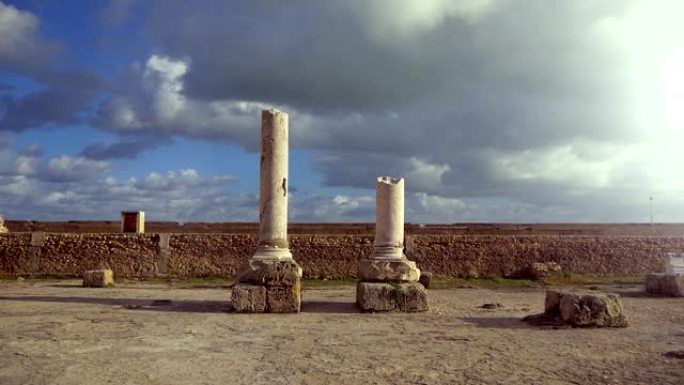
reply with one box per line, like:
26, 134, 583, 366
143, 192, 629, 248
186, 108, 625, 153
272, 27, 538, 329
0, 280, 682, 385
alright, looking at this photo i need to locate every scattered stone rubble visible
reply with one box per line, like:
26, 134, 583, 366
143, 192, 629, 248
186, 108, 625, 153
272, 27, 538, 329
83, 269, 114, 287
521, 261, 562, 281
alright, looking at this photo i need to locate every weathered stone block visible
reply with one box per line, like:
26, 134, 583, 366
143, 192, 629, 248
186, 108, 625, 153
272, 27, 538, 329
395, 282, 428, 312
82, 269, 114, 287
356, 282, 396, 311
237, 259, 302, 287
527, 290, 628, 328
358, 259, 420, 282
645, 273, 663, 294
646, 273, 684, 297
266, 281, 301, 313
231, 284, 267, 313
419, 271, 433, 289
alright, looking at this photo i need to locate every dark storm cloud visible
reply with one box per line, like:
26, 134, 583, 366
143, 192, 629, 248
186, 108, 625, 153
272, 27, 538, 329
78, 0, 684, 221
0, 1, 62, 75
144, 0, 456, 112
80, 137, 172, 160
0, 70, 106, 132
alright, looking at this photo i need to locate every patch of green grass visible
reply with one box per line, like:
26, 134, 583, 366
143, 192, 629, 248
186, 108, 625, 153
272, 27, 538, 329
120, 276, 236, 288
429, 273, 644, 290
546, 273, 643, 286
430, 276, 538, 290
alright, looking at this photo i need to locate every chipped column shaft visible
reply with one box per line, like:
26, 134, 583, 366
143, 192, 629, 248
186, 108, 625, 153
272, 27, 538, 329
253, 109, 292, 260
372, 176, 405, 260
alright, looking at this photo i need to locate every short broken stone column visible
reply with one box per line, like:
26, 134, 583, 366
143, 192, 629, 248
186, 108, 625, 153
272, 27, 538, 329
231, 109, 302, 313
83, 269, 114, 287
645, 273, 684, 297
356, 177, 428, 312
644, 252, 684, 297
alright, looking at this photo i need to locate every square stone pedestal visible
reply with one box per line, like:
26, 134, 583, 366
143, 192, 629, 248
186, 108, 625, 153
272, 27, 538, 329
83, 269, 114, 287
356, 282, 428, 312
645, 273, 684, 297
231, 259, 302, 313
356, 258, 428, 312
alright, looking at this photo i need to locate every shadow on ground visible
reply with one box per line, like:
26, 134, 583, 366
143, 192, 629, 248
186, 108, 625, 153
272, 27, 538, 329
0, 295, 362, 314
0, 295, 230, 313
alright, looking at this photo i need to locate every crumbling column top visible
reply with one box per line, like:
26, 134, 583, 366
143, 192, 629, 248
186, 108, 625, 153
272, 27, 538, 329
263, 108, 286, 116
377, 176, 403, 185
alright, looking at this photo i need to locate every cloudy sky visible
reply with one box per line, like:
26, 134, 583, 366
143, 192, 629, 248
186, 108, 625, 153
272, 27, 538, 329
1, 0, 683, 223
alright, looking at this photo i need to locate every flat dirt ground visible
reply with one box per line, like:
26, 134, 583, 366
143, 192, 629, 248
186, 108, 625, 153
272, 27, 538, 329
1, 280, 682, 385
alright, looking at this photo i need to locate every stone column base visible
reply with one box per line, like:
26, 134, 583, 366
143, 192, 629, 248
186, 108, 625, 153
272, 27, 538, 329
231, 259, 302, 313
645, 273, 684, 297
358, 258, 421, 282
356, 282, 428, 312
83, 269, 114, 287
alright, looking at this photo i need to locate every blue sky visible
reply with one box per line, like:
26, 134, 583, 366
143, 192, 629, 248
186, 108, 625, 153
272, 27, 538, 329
1, 0, 684, 223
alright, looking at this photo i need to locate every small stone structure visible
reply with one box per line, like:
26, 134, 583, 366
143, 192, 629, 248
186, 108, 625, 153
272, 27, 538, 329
356, 177, 428, 312
645, 252, 684, 296
0, 213, 8, 233
523, 290, 628, 328
645, 274, 684, 296
666, 252, 684, 275
231, 109, 302, 313
121, 211, 145, 233
83, 269, 114, 287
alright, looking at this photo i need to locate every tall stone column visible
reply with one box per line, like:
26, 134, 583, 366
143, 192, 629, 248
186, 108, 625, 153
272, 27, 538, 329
254, 109, 292, 260
231, 109, 302, 313
357, 176, 428, 312
372, 176, 405, 260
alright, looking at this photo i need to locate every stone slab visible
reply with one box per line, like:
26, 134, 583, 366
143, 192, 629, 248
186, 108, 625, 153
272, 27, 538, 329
231, 284, 267, 313
395, 282, 429, 312
356, 282, 396, 311
266, 281, 301, 313
358, 259, 420, 282
645, 273, 684, 297
237, 259, 303, 287
82, 269, 114, 287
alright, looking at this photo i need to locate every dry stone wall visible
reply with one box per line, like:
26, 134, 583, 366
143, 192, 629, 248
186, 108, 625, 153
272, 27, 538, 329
406, 235, 684, 277
1, 233, 683, 278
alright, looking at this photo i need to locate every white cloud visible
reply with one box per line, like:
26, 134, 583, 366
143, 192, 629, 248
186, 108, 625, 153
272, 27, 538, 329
44, 155, 110, 182
139, 168, 235, 190
408, 192, 468, 223
340, 0, 496, 43
0, 156, 241, 221
404, 157, 450, 192
96, 55, 271, 146
0, 1, 60, 73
